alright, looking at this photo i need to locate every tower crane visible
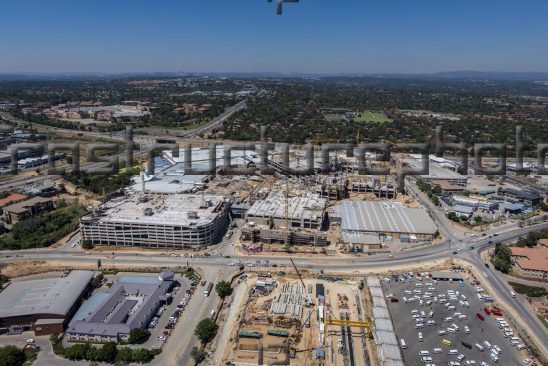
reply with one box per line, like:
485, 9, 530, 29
289, 258, 313, 307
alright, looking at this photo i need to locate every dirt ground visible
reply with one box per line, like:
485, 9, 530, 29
221, 274, 376, 366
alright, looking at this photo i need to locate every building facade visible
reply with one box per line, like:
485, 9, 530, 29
81, 194, 229, 248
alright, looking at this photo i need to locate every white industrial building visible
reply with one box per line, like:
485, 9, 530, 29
405, 155, 468, 186
80, 194, 229, 248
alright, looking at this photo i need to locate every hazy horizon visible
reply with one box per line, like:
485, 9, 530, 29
1, 0, 547, 74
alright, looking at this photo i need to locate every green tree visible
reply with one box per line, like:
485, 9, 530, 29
95, 342, 117, 363
64, 343, 91, 361
194, 318, 218, 344
190, 347, 206, 363
131, 348, 154, 363
492, 243, 512, 273
82, 240, 93, 250
215, 281, 233, 299
128, 328, 150, 344
114, 347, 133, 364
447, 212, 460, 222
0, 346, 26, 366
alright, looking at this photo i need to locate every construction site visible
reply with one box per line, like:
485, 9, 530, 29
221, 261, 377, 366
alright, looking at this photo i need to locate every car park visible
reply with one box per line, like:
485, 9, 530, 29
383, 270, 528, 366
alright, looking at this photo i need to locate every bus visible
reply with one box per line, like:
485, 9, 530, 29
204, 282, 213, 297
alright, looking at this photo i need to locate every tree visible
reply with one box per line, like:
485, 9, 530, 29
64, 343, 91, 361
128, 328, 150, 344
0, 346, 25, 366
95, 342, 117, 363
194, 318, 218, 344
215, 281, 233, 299
473, 215, 483, 224
190, 347, 206, 363
131, 348, 155, 363
91, 273, 104, 288
114, 347, 133, 364
492, 243, 512, 273
447, 212, 460, 222
81, 240, 93, 250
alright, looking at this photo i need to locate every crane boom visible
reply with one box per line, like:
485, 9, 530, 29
290, 258, 313, 306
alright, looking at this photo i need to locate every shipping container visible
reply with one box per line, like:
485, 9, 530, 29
239, 332, 261, 339
267, 330, 289, 337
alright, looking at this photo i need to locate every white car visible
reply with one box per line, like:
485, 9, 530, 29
522, 359, 532, 365
26, 338, 35, 344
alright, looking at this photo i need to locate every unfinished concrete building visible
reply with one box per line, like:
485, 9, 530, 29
242, 189, 329, 246
246, 190, 326, 230
80, 194, 229, 248
349, 176, 397, 199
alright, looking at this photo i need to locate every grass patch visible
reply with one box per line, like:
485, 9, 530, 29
354, 110, 392, 123
324, 114, 345, 122
508, 282, 548, 297
538, 314, 548, 329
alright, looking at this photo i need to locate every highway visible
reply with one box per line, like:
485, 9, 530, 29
177, 99, 246, 138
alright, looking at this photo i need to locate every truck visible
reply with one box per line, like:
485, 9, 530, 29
204, 282, 213, 297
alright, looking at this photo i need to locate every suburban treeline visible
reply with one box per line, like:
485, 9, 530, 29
51, 334, 160, 364
0, 205, 87, 250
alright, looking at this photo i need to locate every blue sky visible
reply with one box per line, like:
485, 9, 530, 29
0, 0, 547, 73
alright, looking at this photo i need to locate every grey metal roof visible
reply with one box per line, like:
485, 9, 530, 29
499, 187, 540, 201
0, 270, 93, 319
67, 274, 173, 338
431, 272, 463, 280
339, 200, 438, 235
453, 204, 474, 214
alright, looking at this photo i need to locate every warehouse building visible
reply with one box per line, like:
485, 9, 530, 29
404, 155, 468, 186
66, 271, 174, 343
80, 193, 229, 248
498, 187, 541, 206
0, 270, 94, 335
339, 200, 438, 241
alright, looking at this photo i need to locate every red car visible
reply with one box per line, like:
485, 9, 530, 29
390, 297, 399, 303
476, 312, 484, 321
484, 307, 491, 315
